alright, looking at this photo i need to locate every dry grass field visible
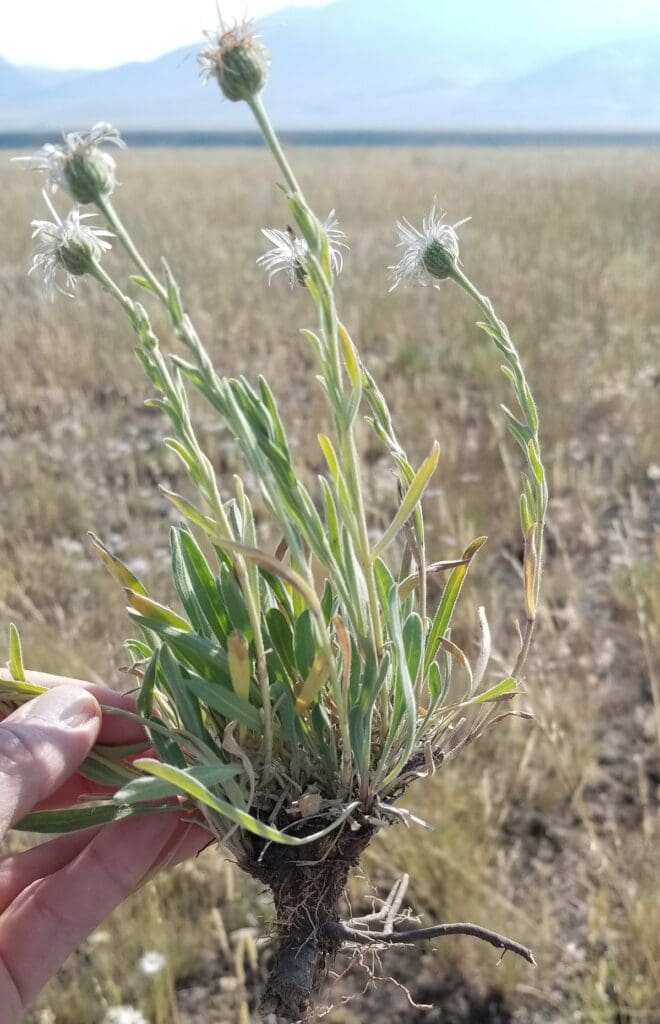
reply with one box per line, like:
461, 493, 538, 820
1, 145, 659, 1022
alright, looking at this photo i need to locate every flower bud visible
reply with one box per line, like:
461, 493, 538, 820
63, 146, 117, 204
200, 23, 269, 103
30, 195, 113, 300
421, 225, 460, 280
389, 206, 469, 289
16, 123, 124, 204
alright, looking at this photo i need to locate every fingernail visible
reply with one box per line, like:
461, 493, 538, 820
28, 686, 99, 728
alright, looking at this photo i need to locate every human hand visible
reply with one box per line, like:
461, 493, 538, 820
0, 671, 207, 1022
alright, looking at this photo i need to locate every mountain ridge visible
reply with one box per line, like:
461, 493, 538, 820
1, 1, 659, 131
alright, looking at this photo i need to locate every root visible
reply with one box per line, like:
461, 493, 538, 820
239, 829, 535, 1022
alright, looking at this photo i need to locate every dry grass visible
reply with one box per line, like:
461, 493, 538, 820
1, 145, 658, 1022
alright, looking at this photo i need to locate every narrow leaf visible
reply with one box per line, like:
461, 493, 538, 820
8, 624, 25, 681
134, 758, 359, 846
372, 441, 440, 559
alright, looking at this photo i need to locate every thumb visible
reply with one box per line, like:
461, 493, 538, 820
0, 687, 101, 836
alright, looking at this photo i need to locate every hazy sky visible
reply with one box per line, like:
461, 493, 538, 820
1, 0, 331, 69
2, 0, 660, 70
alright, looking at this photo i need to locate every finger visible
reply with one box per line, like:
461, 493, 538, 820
33, 742, 158, 812
0, 669, 144, 745
0, 816, 208, 916
0, 687, 100, 835
0, 812, 200, 1006
0, 830, 100, 914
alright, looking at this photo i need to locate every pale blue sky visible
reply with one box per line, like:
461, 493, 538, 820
2, 0, 660, 70
1, 0, 331, 68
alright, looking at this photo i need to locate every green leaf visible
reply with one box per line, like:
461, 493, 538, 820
126, 615, 231, 687
0, 678, 45, 700
78, 754, 139, 789
213, 535, 321, 619
160, 487, 217, 537
114, 762, 242, 805
8, 623, 25, 681
170, 528, 211, 637
319, 476, 341, 558
472, 676, 518, 703
177, 529, 230, 640
158, 644, 208, 742
218, 568, 252, 635
402, 612, 423, 686
425, 536, 487, 672
293, 608, 316, 680
373, 556, 397, 634
265, 607, 297, 680
88, 532, 148, 596
527, 439, 545, 485
138, 648, 159, 717
501, 404, 533, 450
185, 675, 262, 732
375, 586, 417, 790
133, 758, 360, 847
125, 591, 190, 631
162, 258, 184, 326
520, 491, 534, 534
371, 441, 440, 559
130, 275, 158, 294
14, 802, 168, 834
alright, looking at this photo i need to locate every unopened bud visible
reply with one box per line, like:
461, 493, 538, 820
200, 22, 269, 103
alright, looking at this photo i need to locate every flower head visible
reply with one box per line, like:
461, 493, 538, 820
389, 205, 470, 290
200, 20, 269, 103
138, 950, 166, 976
257, 211, 346, 288
16, 123, 124, 204
29, 192, 113, 300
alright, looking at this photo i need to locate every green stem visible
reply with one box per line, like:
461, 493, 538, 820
247, 95, 384, 658
96, 196, 168, 304
449, 263, 547, 681
247, 94, 303, 196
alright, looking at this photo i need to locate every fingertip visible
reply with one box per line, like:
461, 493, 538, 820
9, 686, 101, 735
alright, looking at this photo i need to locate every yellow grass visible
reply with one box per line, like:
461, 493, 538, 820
1, 145, 659, 1022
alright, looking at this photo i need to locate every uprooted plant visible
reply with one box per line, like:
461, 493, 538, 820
5, 19, 548, 1022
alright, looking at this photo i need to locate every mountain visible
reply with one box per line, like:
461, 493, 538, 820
454, 36, 660, 130
1, 0, 660, 131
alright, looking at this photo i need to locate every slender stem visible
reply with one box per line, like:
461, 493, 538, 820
96, 196, 168, 304
450, 263, 547, 681
247, 94, 303, 196
91, 262, 137, 319
512, 617, 536, 680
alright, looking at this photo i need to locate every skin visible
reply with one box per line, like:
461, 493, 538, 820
0, 670, 208, 1022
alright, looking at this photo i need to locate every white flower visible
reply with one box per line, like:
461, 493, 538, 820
389, 204, 470, 290
29, 192, 113, 300
15, 122, 124, 202
138, 949, 167, 975
103, 1007, 149, 1024
257, 211, 346, 287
